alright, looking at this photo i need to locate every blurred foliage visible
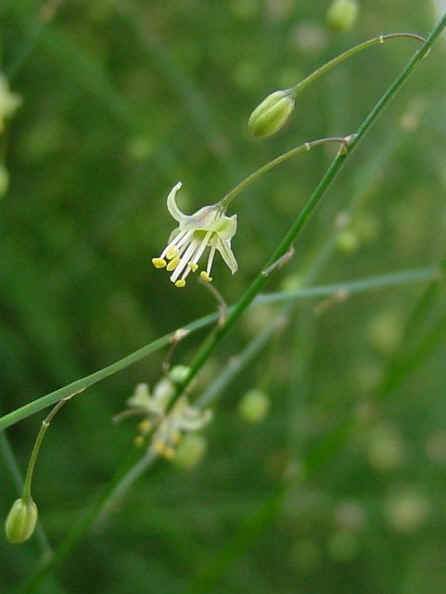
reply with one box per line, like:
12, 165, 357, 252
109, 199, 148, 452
1, 1, 446, 593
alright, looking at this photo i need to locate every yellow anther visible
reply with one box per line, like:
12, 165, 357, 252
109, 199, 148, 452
162, 446, 176, 460
167, 257, 180, 271
175, 279, 186, 288
152, 257, 167, 269
200, 271, 213, 282
166, 246, 179, 260
188, 262, 198, 272
153, 440, 175, 459
138, 419, 152, 435
134, 435, 145, 448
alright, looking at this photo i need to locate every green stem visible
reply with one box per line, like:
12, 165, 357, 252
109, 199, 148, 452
94, 449, 158, 526
22, 424, 48, 500
173, 14, 446, 407
219, 136, 349, 210
22, 395, 76, 499
291, 32, 426, 95
196, 314, 285, 409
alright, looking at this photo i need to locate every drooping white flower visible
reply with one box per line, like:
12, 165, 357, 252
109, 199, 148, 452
151, 396, 212, 459
152, 182, 237, 288
121, 373, 212, 459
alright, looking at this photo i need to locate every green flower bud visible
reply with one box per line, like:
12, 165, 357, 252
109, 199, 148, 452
326, 0, 359, 32
175, 434, 207, 470
385, 491, 430, 534
336, 230, 359, 253
169, 365, 190, 384
238, 389, 270, 423
248, 90, 295, 138
5, 497, 38, 544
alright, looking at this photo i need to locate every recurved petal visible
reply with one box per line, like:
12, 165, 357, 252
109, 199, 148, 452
216, 236, 238, 274
167, 182, 187, 222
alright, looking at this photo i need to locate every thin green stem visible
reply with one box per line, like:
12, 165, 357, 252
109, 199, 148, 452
22, 394, 76, 499
219, 136, 349, 210
22, 424, 48, 500
0, 266, 439, 432
196, 314, 285, 409
173, 15, 445, 407
256, 267, 440, 305
292, 32, 426, 95
94, 449, 158, 526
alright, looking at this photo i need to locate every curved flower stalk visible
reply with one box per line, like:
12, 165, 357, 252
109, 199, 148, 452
152, 182, 237, 288
248, 32, 425, 138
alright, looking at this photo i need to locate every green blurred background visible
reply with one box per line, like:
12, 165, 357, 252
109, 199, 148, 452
1, 1, 446, 592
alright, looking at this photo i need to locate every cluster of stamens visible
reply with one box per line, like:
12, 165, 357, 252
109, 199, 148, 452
152, 230, 215, 288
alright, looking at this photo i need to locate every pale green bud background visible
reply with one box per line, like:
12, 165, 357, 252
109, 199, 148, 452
238, 389, 270, 422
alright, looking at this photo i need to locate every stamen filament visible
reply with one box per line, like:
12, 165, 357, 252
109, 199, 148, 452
160, 229, 191, 259
207, 246, 216, 275
171, 239, 199, 282
181, 233, 212, 281
191, 231, 212, 267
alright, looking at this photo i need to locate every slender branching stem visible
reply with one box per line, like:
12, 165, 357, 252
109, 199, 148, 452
291, 32, 426, 96
219, 136, 349, 210
22, 390, 83, 499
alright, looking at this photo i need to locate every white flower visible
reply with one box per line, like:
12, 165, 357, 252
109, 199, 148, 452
127, 382, 174, 416
151, 396, 212, 459
152, 182, 238, 288
123, 377, 212, 460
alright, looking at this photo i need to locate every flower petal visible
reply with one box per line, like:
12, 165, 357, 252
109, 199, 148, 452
167, 182, 187, 222
216, 236, 238, 274
215, 214, 237, 240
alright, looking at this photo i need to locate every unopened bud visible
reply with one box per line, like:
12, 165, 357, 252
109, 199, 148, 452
175, 434, 207, 470
248, 90, 295, 138
169, 365, 190, 384
327, 0, 359, 32
238, 389, 270, 423
5, 497, 38, 544
336, 230, 359, 253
